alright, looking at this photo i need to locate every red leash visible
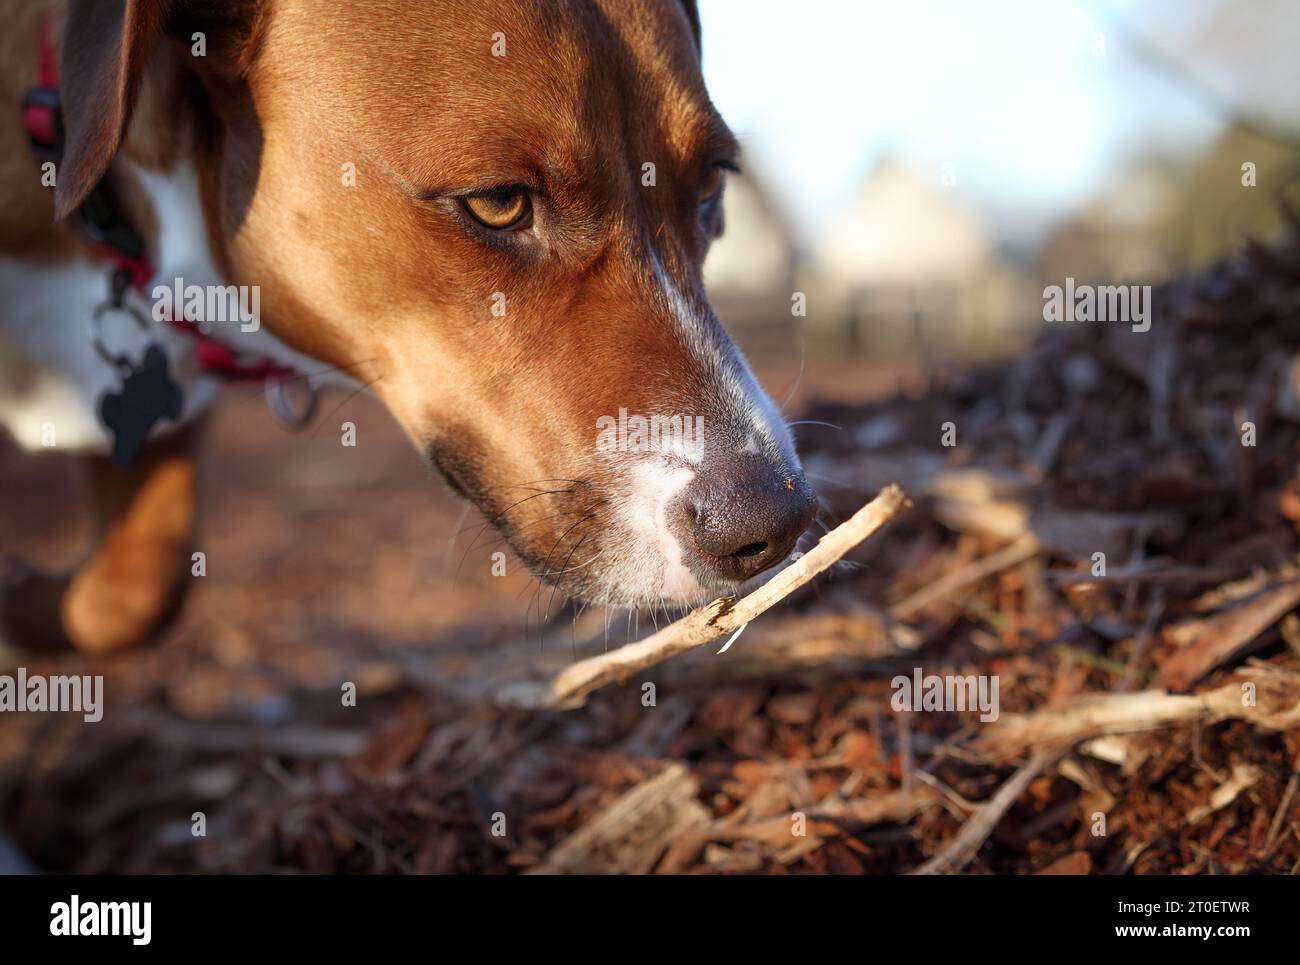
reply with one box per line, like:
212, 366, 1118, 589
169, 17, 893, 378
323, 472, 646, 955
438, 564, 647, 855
20, 16, 59, 143
22, 11, 302, 390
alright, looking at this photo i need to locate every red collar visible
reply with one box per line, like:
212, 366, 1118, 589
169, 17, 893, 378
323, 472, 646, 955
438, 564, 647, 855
22, 11, 301, 389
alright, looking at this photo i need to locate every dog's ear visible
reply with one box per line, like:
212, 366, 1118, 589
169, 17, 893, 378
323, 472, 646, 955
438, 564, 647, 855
678, 0, 702, 55
54, 0, 170, 220
55, 0, 263, 221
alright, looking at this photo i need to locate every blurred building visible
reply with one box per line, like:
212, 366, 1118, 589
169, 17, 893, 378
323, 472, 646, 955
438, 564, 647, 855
1037, 162, 1177, 285
1038, 128, 1300, 286
805, 158, 1034, 360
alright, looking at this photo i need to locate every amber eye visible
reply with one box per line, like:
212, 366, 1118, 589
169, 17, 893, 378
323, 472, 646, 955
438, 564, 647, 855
462, 187, 531, 230
700, 165, 725, 204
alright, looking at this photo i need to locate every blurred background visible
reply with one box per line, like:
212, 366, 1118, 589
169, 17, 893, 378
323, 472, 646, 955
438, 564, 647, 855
700, 0, 1300, 379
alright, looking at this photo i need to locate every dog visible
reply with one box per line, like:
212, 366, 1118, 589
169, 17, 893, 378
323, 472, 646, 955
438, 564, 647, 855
0, 0, 817, 654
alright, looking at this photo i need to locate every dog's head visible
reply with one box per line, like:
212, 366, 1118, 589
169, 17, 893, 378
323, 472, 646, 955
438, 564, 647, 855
56, 0, 817, 608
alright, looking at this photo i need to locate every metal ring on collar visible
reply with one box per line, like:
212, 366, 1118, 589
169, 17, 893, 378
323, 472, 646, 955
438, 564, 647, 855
90, 299, 151, 373
264, 375, 318, 429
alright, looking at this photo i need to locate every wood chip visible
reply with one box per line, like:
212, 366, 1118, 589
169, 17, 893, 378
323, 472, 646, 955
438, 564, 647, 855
526, 763, 709, 874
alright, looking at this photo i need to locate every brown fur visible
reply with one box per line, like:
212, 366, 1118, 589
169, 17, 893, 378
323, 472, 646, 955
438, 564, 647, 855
2, 0, 775, 651
180, 0, 740, 594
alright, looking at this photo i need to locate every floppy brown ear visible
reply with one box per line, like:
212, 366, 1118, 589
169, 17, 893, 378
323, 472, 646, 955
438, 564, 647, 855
54, 0, 168, 221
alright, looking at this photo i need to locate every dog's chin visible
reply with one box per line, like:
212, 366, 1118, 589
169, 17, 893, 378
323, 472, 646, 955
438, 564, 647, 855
499, 520, 716, 611
496, 491, 797, 611
464, 458, 796, 611
536, 569, 727, 612
516, 527, 776, 613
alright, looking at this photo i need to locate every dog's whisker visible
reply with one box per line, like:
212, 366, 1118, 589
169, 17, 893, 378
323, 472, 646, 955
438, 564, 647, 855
787, 420, 841, 431
545, 532, 590, 623
804, 471, 866, 490
457, 508, 570, 546
459, 492, 573, 538
443, 501, 474, 571
457, 491, 579, 586
779, 341, 806, 413
531, 512, 596, 644
498, 478, 583, 493
815, 499, 844, 529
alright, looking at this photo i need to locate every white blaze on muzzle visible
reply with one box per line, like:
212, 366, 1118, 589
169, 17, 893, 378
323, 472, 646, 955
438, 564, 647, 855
589, 253, 804, 605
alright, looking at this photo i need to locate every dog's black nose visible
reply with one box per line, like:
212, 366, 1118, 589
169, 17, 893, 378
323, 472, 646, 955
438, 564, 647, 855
676, 454, 818, 583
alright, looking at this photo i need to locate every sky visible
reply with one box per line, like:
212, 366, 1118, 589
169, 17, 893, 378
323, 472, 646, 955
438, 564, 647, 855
696, 0, 1254, 246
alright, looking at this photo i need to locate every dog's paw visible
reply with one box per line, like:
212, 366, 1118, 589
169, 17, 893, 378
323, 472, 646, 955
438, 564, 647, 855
0, 558, 179, 657
59, 551, 188, 656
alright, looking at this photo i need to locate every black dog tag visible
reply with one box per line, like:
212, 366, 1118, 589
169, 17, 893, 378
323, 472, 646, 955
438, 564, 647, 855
99, 343, 184, 466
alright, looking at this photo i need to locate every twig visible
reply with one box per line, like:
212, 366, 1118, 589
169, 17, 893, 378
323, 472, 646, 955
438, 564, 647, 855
910, 748, 1063, 874
1265, 750, 1300, 854
890, 533, 1038, 622
1116, 590, 1166, 692
1048, 564, 1235, 587
911, 768, 977, 818
498, 484, 909, 709
899, 710, 913, 794
975, 664, 1300, 762
1157, 578, 1300, 689
1025, 412, 1072, 483
123, 710, 369, 758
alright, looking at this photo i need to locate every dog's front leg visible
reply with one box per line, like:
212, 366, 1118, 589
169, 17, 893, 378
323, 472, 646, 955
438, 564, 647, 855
1, 418, 206, 655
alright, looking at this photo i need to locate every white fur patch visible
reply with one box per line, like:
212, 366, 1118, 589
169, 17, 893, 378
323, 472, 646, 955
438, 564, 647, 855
584, 251, 804, 605
0, 256, 211, 453
132, 164, 322, 377
650, 250, 799, 470
0, 161, 318, 455
609, 460, 701, 603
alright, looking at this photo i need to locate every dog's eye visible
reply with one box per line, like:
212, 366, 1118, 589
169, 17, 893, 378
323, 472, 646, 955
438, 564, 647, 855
462, 187, 531, 230
699, 166, 725, 205
698, 164, 733, 239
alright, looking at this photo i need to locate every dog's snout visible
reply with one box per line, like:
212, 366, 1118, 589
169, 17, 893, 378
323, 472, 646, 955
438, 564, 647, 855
676, 454, 817, 583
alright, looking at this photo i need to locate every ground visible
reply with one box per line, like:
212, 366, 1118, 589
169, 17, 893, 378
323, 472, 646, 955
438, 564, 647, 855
2, 239, 1299, 874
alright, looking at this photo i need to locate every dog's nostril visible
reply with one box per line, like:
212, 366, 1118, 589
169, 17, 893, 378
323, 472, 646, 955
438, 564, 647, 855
731, 541, 768, 559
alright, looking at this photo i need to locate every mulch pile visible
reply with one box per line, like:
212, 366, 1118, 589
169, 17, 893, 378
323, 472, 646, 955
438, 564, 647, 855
4, 219, 1300, 874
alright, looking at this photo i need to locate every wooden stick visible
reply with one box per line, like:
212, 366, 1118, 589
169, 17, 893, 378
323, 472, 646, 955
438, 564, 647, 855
911, 748, 1062, 875
1265, 750, 1300, 853
1047, 564, 1236, 587
890, 533, 1039, 621
499, 484, 909, 709
973, 663, 1300, 762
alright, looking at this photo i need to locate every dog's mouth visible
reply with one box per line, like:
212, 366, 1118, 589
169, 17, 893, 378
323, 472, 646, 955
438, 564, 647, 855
488, 478, 614, 603
425, 442, 616, 600
428, 440, 816, 610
